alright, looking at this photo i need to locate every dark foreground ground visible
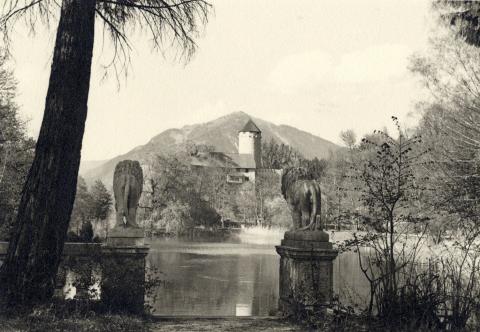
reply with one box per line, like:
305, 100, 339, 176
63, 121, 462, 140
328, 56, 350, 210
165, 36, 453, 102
0, 315, 308, 332
151, 317, 306, 331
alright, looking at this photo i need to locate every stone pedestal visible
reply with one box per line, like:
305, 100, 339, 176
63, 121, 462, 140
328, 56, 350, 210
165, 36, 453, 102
276, 230, 338, 317
102, 227, 149, 313
106, 226, 145, 246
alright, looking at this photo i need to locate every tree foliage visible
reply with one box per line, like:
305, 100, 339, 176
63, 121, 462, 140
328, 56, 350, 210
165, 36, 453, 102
159, 201, 193, 236
321, 131, 360, 229
141, 150, 223, 234
340, 129, 357, 149
343, 119, 429, 321
261, 139, 303, 169
69, 177, 112, 241
0, 53, 34, 241
410, 27, 480, 228
438, 1, 480, 47
358, 120, 426, 232
70, 177, 94, 234
90, 180, 113, 222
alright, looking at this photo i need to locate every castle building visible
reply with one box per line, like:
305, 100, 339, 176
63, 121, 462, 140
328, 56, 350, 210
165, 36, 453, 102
190, 119, 262, 184
238, 119, 262, 167
225, 119, 262, 183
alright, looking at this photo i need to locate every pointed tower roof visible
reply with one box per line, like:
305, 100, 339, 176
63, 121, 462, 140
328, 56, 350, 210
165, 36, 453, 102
240, 119, 261, 133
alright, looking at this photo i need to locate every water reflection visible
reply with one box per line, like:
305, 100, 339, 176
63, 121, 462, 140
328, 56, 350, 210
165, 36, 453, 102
147, 241, 279, 316
147, 231, 370, 316
333, 251, 370, 309
235, 303, 251, 316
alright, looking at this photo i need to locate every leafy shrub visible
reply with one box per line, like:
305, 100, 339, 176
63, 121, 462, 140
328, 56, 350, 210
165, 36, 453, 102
79, 221, 94, 242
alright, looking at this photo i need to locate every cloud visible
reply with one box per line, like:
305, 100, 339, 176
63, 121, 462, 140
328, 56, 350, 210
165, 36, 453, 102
268, 44, 412, 93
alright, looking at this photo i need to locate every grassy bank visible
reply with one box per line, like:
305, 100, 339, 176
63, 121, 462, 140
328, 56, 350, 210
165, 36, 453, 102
0, 309, 306, 332
0, 302, 447, 332
1, 313, 149, 332
0, 301, 152, 332
0, 300, 305, 332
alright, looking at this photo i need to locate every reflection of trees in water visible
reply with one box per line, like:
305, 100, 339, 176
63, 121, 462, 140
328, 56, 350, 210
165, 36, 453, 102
252, 259, 261, 315
146, 241, 371, 316
334, 251, 370, 308
148, 251, 244, 315
251, 255, 279, 316
146, 242, 280, 316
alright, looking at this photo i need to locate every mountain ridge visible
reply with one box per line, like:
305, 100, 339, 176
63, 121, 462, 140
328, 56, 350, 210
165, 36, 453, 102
82, 112, 339, 188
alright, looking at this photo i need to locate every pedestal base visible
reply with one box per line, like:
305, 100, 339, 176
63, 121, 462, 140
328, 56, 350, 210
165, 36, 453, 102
101, 245, 149, 313
103, 227, 149, 313
276, 230, 338, 317
107, 227, 144, 246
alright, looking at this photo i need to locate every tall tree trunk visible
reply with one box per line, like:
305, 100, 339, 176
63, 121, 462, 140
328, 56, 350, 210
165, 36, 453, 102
0, 0, 96, 304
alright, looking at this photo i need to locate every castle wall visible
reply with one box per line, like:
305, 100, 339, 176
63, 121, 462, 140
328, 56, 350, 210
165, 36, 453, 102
238, 132, 262, 168
253, 134, 262, 168
238, 132, 255, 155
243, 169, 256, 182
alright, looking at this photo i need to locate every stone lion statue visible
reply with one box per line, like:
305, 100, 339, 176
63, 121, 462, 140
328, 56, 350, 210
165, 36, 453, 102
113, 160, 143, 228
281, 167, 322, 231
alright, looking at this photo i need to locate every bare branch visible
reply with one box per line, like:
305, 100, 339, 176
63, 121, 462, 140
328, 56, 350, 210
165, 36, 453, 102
0, 0, 58, 50
94, 0, 211, 78
1, 0, 211, 82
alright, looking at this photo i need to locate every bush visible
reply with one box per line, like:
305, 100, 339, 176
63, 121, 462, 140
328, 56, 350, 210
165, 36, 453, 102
189, 198, 221, 228
159, 201, 193, 236
66, 231, 81, 242
79, 221, 94, 242
66, 222, 95, 243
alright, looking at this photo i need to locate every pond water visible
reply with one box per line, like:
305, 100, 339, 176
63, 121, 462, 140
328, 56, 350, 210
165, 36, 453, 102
147, 229, 370, 316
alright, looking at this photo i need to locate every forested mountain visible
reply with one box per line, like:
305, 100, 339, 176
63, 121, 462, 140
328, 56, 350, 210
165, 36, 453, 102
83, 111, 339, 187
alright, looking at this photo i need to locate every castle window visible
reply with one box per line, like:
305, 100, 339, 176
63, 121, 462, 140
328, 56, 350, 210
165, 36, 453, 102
227, 174, 245, 184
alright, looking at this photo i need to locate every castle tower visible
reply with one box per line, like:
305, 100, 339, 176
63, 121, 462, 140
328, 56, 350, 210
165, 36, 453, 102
239, 119, 262, 168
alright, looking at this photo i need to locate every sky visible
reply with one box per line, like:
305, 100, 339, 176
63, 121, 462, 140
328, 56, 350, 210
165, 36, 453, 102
9, 0, 432, 161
